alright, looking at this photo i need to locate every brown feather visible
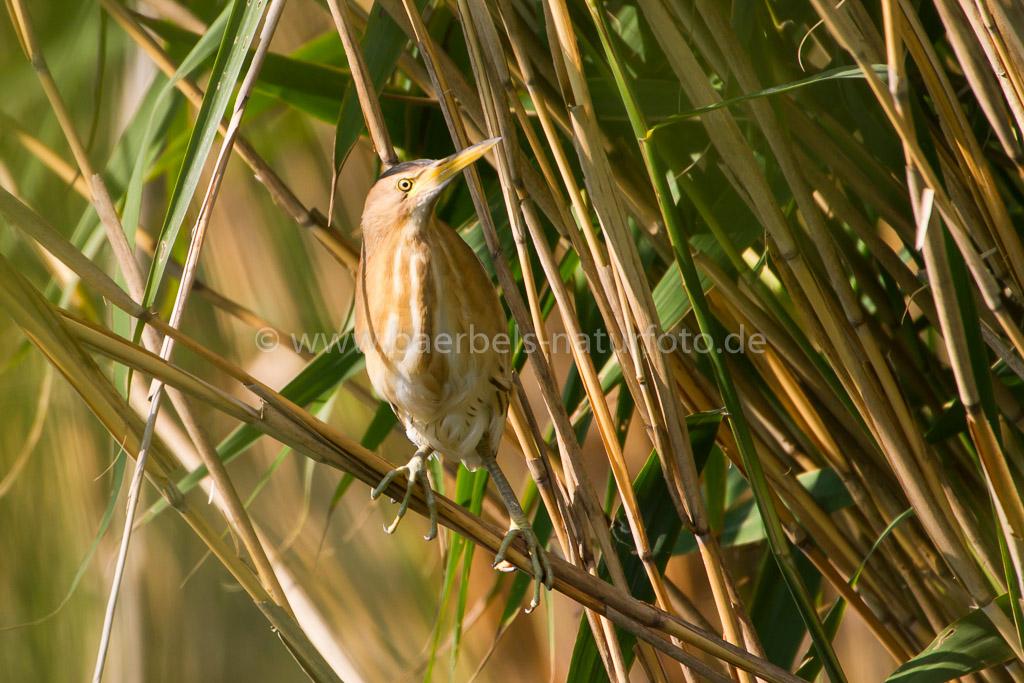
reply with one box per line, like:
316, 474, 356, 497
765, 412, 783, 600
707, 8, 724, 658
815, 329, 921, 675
355, 203, 511, 471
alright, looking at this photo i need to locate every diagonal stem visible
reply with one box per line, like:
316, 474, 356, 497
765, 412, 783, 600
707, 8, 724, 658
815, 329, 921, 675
326, 0, 398, 167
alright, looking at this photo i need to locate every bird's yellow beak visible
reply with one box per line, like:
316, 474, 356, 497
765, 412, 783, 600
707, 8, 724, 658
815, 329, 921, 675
420, 137, 501, 190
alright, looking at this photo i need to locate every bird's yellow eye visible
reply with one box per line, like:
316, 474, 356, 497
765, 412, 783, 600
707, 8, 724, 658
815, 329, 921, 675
397, 178, 413, 192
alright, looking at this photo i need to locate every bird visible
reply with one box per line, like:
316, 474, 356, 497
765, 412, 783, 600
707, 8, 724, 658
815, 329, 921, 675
353, 137, 553, 610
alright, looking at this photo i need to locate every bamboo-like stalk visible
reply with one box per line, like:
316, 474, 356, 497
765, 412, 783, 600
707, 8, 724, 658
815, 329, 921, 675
894, 0, 1024, 297
952, 0, 1024, 140
453, 1, 553, 370
808, 0, 1024, 655
456, 3, 694, 676
491, 11, 719, 591
678, 0, 979, 630
809, 0, 1024, 368
493, 1, 671, 478
931, 0, 1024, 169
919, 157, 1024, 640
325, 0, 397, 167
703, 287, 939, 644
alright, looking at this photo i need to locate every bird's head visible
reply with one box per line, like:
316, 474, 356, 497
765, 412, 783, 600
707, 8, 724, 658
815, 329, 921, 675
360, 137, 500, 239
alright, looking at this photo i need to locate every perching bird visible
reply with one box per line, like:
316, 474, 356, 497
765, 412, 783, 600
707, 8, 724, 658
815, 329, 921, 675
354, 138, 552, 610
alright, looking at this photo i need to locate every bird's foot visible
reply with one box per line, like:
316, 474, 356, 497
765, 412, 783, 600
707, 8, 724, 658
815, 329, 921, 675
370, 448, 437, 540
492, 516, 554, 613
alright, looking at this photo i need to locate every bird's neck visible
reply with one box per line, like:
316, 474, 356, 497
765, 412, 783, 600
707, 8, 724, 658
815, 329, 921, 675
361, 214, 441, 261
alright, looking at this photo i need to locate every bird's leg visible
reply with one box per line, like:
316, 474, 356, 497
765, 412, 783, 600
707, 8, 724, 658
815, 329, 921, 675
477, 440, 554, 613
370, 446, 438, 541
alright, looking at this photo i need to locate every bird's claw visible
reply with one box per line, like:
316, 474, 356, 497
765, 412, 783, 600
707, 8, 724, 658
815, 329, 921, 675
370, 451, 437, 540
492, 519, 554, 613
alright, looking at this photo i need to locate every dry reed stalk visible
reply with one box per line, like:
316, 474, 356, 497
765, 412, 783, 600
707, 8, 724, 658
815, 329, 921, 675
455, 2, 699, 676
325, 0, 397, 167
535, 6, 769, 676
806, 0, 1024, 654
